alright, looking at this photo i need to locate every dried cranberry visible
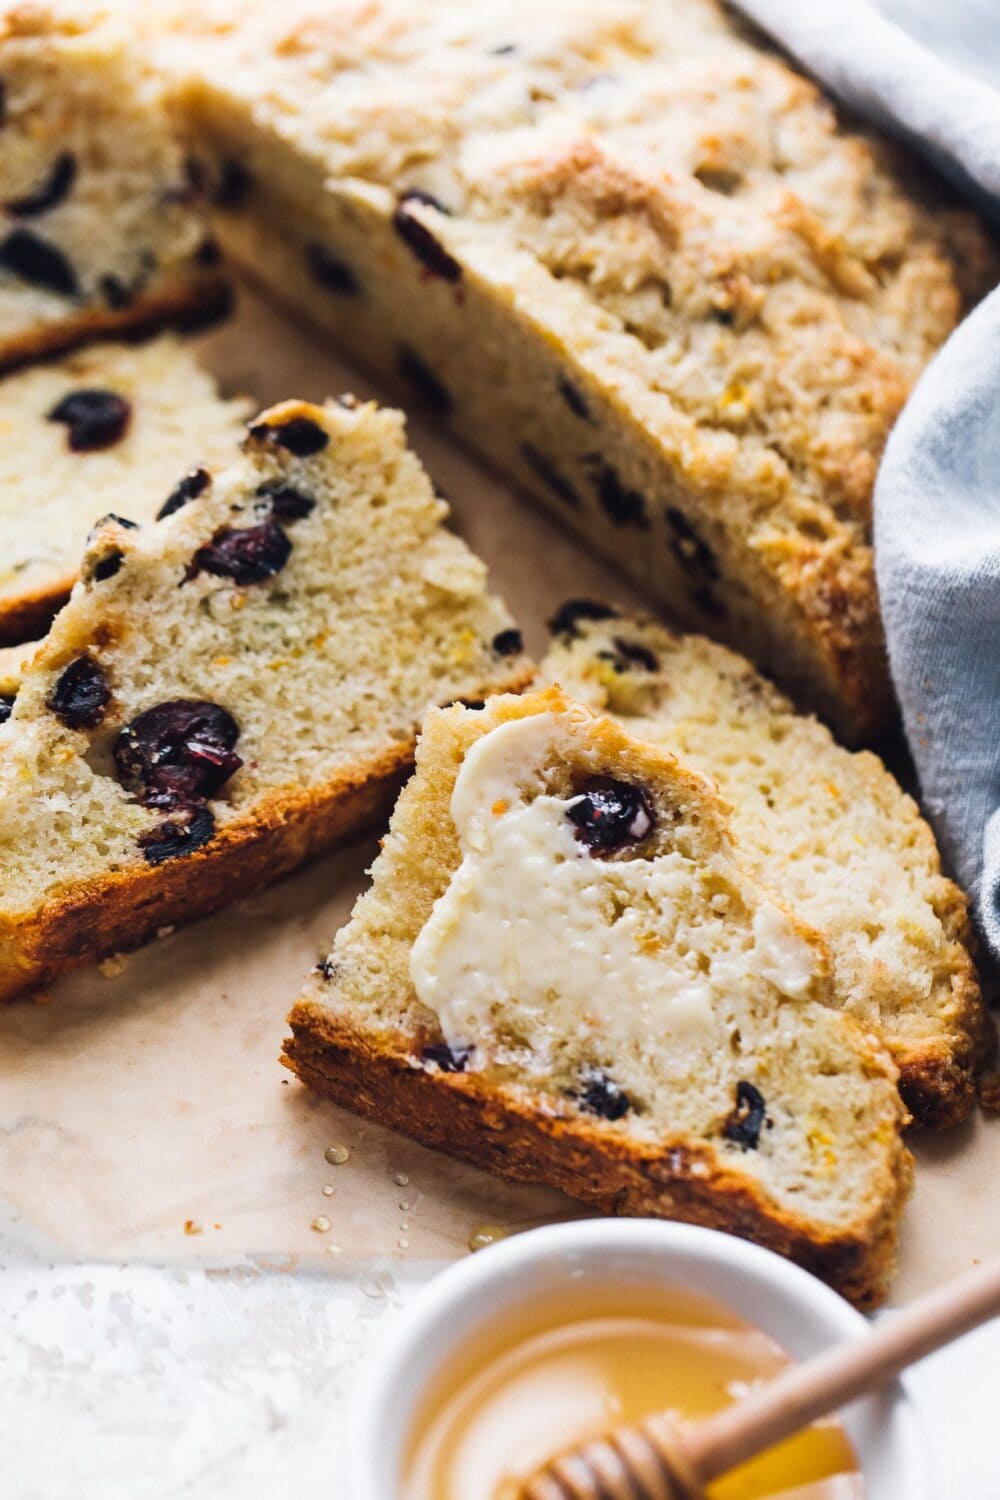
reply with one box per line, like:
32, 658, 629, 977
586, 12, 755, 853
195, 236, 222, 266
212, 158, 254, 208
694, 166, 742, 196
48, 654, 110, 730
491, 628, 523, 657
558, 378, 592, 420
690, 584, 726, 619
256, 482, 315, 522
139, 806, 217, 865
397, 346, 452, 414
586, 459, 649, 528
722, 1081, 769, 1151
572, 1067, 631, 1121
548, 599, 620, 637
6, 152, 77, 216
392, 190, 461, 281
48, 390, 131, 452
191, 519, 292, 584
666, 508, 719, 582
114, 699, 241, 810
247, 416, 329, 456
306, 243, 360, 296
158, 468, 211, 520
91, 550, 123, 581
567, 777, 654, 853
421, 1041, 472, 1073
520, 442, 580, 508
99, 273, 132, 310
0, 693, 14, 724
598, 636, 659, 673
0, 229, 78, 295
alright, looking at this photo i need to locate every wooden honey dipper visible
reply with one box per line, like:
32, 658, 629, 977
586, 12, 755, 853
523, 1255, 1000, 1500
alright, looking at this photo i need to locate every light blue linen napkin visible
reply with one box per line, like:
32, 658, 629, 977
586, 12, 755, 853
735, 0, 1000, 957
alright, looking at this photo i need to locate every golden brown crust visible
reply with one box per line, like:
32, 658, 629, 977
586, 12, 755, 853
0, 744, 412, 1003
282, 1005, 913, 1310
0, 574, 73, 648
0, 276, 233, 377
902, 882, 995, 1128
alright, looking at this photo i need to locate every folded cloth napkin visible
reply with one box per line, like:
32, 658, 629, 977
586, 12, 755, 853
735, 0, 1000, 960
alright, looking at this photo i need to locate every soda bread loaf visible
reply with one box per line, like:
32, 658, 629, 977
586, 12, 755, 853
153, 0, 995, 742
0, 1, 229, 371
284, 688, 912, 1308
540, 607, 989, 1127
0, 395, 530, 1001
0, 335, 252, 643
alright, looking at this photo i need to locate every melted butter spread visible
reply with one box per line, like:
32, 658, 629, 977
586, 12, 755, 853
410, 712, 819, 1061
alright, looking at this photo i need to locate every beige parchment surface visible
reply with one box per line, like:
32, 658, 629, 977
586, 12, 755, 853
1, 284, 996, 1303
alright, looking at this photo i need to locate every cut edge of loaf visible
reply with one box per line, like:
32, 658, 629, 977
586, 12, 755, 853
538, 606, 991, 1128
0, 393, 533, 1001
282, 1006, 912, 1311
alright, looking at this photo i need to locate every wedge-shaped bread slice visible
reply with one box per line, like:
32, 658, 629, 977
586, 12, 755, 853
153, 0, 995, 741
0, 336, 252, 643
284, 688, 911, 1308
0, 396, 529, 1001
540, 606, 988, 1128
0, 3, 229, 371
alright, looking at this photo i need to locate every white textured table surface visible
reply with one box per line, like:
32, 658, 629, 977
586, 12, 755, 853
2, 290, 997, 1500
2, 1247, 998, 1499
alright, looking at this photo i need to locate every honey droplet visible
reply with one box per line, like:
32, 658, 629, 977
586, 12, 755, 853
311, 1215, 332, 1233
327, 1243, 343, 1257
393, 1172, 410, 1187
468, 1224, 508, 1253
322, 1184, 335, 1197
397, 1236, 410, 1251
324, 1144, 350, 1165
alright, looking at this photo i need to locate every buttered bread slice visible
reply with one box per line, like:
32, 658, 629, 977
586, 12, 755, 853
540, 606, 988, 1127
153, 0, 995, 740
284, 688, 911, 1308
0, 336, 252, 643
0, 396, 529, 1001
0, 2, 229, 371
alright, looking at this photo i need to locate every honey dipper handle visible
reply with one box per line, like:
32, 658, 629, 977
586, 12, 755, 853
662, 1256, 1000, 1488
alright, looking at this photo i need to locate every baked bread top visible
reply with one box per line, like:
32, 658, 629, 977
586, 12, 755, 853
288, 686, 911, 1306
0, 335, 252, 643
152, 0, 995, 741
0, 394, 528, 999
540, 605, 988, 1126
0, 1, 229, 368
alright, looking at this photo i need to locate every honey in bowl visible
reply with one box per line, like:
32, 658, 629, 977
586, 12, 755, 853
402, 1282, 864, 1500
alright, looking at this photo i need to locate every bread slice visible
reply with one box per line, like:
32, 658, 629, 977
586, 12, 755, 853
284, 687, 911, 1308
0, 395, 530, 1001
540, 606, 988, 1127
0, 2, 229, 371
0, 335, 252, 643
152, 0, 995, 741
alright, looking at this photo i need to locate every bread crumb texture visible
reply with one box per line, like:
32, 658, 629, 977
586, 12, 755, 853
0, 336, 252, 638
0, 395, 527, 998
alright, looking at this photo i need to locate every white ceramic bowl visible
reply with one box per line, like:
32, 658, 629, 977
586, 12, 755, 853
350, 1218, 927, 1500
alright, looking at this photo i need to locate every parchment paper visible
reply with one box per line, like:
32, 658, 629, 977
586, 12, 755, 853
1, 284, 997, 1306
